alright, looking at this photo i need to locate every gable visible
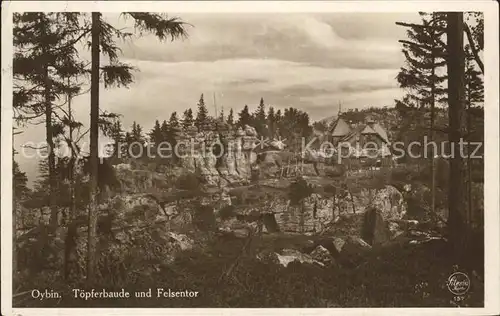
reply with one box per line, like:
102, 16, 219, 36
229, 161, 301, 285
371, 123, 389, 143
360, 125, 377, 135
331, 118, 351, 137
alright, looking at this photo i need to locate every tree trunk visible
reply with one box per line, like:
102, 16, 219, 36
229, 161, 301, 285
430, 23, 436, 217
64, 77, 78, 281
40, 15, 58, 233
12, 149, 17, 279
68, 77, 77, 224
87, 12, 101, 284
446, 12, 468, 258
466, 69, 473, 229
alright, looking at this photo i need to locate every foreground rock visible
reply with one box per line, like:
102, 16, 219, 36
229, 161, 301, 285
256, 249, 325, 267
310, 245, 334, 265
276, 249, 325, 267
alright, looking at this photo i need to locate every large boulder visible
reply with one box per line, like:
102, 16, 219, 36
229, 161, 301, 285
276, 249, 324, 267
334, 236, 372, 267
167, 232, 194, 251
358, 185, 407, 221
310, 245, 334, 265
361, 207, 390, 246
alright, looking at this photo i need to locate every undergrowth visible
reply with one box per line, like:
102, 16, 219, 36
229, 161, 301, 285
14, 234, 484, 308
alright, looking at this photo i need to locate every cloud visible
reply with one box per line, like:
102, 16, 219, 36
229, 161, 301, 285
15, 12, 420, 185
113, 13, 414, 70
83, 58, 401, 127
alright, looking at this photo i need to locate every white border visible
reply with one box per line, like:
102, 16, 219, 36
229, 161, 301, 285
1, 1, 499, 315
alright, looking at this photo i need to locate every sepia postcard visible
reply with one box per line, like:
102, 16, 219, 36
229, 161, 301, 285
1, 1, 499, 315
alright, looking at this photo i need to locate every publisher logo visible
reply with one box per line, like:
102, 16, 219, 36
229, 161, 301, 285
447, 272, 470, 296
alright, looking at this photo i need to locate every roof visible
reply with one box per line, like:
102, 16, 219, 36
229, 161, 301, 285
360, 124, 377, 135
371, 123, 389, 143
330, 118, 351, 137
340, 124, 366, 143
340, 122, 389, 144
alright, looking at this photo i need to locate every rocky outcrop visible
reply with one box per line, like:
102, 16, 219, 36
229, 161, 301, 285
230, 183, 407, 235
173, 124, 259, 186
60, 193, 197, 279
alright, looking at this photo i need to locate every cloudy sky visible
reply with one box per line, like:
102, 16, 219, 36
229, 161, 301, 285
14, 12, 421, 184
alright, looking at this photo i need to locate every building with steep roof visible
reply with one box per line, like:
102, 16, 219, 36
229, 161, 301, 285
330, 118, 352, 138
328, 115, 392, 164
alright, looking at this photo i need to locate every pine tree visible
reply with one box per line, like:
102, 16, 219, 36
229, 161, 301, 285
238, 105, 252, 128
279, 107, 312, 150
131, 121, 144, 143
396, 13, 447, 109
15, 12, 189, 282
219, 108, 225, 123
110, 120, 124, 149
160, 120, 169, 141
182, 108, 194, 129
128, 121, 144, 158
167, 113, 179, 161
12, 158, 29, 275
256, 98, 266, 121
267, 106, 276, 137
13, 160, 29, 200
275, 109, 283, 136
195, 94, 209, 131
149, 119, 163, 145
124, 131, 133, 146
86, 12, 188, 283
227, 108, 234, 126
396, 12, 447, 215
253, 97, 267, 136
464, 45, 484, 108
13, 12, 88, 232
169, 112, 180, 128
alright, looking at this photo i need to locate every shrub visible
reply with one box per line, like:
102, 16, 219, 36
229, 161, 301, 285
288, 178, 314, 205
218, 205, 237, 220
192, 203, 217, 232
176, 172, 204, 191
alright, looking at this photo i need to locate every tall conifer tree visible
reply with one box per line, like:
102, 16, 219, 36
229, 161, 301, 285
182, 108, 194, 129
396, 12, 447, 215
227, 108, 234, 126
195, 94, 209, 131
238, 105, 252, 128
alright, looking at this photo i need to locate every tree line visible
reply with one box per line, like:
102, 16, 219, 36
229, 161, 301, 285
107, 94, 313, 160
